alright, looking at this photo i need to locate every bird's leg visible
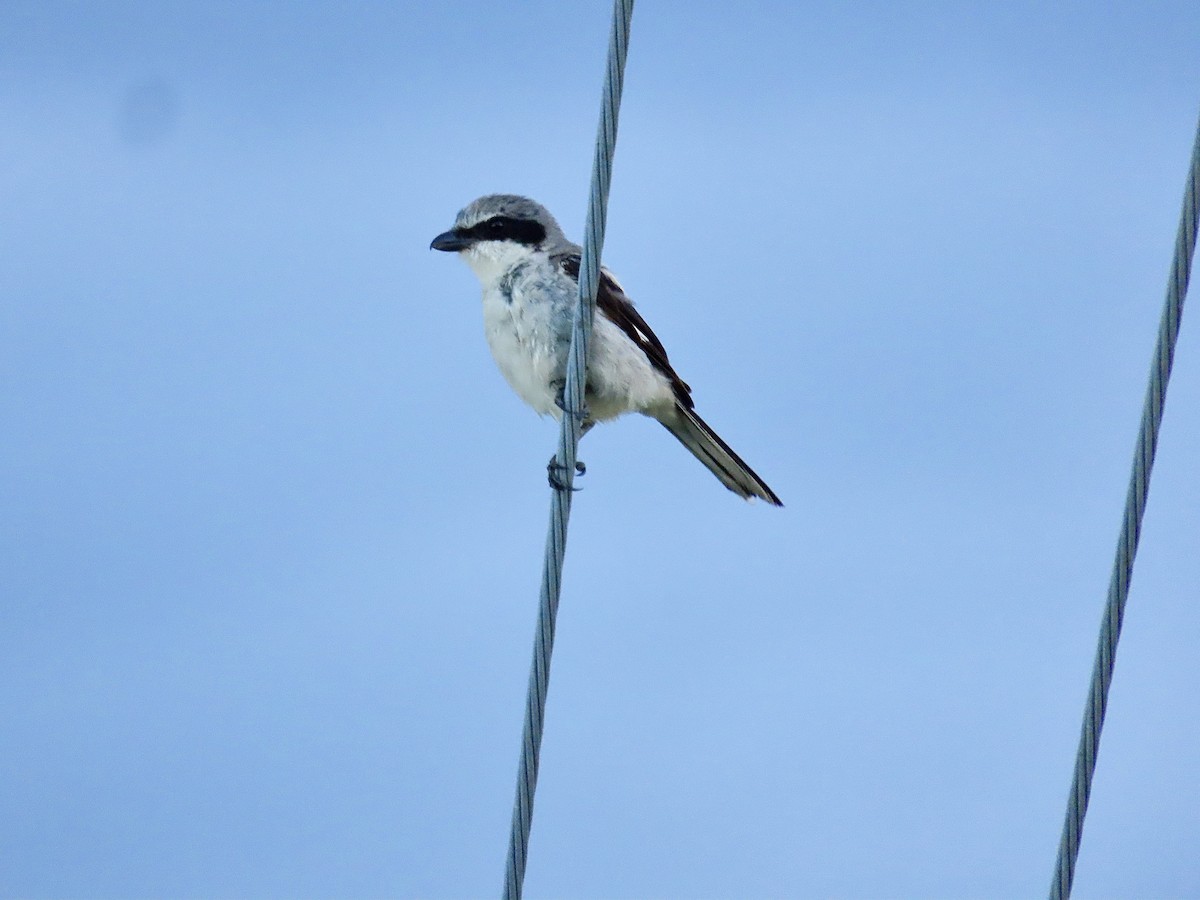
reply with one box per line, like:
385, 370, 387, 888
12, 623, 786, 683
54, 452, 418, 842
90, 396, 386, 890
548, 380, 592, 491
552, 379, 590, 425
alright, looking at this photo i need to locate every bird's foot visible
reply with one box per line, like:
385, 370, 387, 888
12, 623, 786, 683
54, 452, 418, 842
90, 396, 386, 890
547, 456, 587, 492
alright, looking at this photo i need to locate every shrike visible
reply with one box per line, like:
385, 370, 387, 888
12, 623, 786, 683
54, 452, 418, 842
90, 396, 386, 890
430, 194, 782, 506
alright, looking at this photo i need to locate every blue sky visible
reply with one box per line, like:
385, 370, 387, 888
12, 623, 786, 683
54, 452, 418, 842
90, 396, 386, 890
3, 2, 1199, 897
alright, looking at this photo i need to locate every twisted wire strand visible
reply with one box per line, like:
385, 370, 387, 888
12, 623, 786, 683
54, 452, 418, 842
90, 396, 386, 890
1050, 110, 1200, 899
502, 2, 635, 897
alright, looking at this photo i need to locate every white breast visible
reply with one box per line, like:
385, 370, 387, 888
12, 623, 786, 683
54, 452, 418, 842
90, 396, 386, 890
481, 282, 565, 417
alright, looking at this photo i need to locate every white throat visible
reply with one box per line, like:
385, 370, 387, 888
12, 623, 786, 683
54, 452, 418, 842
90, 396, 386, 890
459, 241, 541, 286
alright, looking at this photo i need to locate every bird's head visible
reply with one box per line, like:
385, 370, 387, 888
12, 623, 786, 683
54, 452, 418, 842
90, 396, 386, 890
430, 194, 567, 283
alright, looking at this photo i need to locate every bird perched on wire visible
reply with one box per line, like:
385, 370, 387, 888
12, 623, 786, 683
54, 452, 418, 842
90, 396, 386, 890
430, 194, 782, 506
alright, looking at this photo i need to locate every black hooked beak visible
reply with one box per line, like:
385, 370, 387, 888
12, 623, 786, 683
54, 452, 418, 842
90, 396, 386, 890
430, 229, 473, 252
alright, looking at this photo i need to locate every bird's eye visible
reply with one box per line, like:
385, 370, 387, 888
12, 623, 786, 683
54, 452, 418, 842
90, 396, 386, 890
489, 219, 506, 231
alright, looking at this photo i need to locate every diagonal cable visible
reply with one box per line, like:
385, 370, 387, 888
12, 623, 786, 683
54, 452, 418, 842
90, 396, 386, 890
502, 2, 635, 897
1049, 109, 1200, 899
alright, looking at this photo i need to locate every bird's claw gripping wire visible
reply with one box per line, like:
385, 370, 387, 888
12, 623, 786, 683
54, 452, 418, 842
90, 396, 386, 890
547, 457, 586, 492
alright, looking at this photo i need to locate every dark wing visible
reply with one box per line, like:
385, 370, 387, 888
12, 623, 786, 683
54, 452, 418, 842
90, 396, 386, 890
556, 253, 694, 409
